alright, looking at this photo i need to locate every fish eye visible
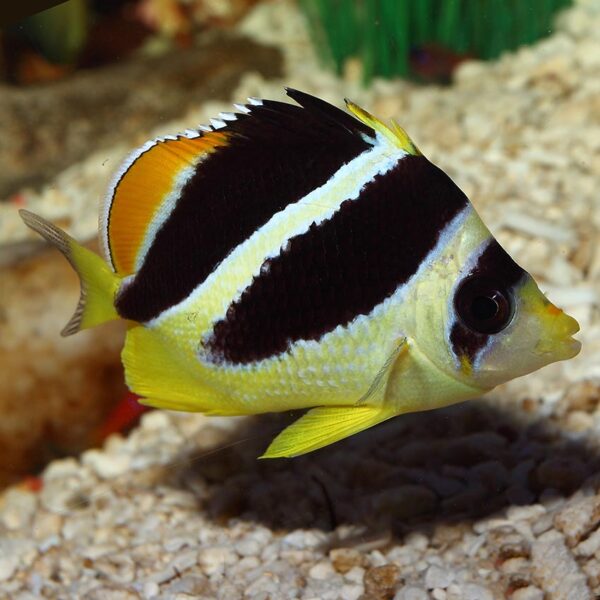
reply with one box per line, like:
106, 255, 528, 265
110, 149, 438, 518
454, 276, 514, 334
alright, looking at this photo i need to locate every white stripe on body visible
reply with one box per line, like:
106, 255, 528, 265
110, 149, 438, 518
150, 133, 406, 331
196, 203, 475, 408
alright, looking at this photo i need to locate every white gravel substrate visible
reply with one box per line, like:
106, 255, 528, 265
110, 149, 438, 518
1, 0, 600, 598
3, 401, 600, 599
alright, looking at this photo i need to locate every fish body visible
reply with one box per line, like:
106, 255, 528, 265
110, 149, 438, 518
21, 89, 581, 457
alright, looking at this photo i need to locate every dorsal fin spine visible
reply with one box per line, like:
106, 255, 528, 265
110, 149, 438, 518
345, 99, 420, 155
102, 89, 408, 279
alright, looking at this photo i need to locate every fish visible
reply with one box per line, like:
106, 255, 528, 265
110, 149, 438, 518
20, 88, 581, 458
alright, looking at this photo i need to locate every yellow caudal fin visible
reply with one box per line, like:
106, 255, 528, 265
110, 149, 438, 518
123, 325, 235, 414
261, 405, 396, 459
19, 210, 120, 336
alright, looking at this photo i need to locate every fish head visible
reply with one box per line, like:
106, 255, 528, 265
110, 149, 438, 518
465, 274, 581, 386
444, 233, 581, 390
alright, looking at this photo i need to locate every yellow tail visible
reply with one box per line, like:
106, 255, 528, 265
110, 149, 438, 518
19, 210, 121, 336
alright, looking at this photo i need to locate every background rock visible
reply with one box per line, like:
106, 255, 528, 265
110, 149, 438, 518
0, 33, 282, 200
0, 244, 125, 487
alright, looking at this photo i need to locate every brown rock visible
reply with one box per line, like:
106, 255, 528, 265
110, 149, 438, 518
0, 244, 126, 487
363, 564, 400, 600
329, 547, 365, 574
0, 34, 282, 199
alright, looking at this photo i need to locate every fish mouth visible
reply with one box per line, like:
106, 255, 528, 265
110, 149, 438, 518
535, 335, 581, 361
560, 336, 582, 360
563, 313, 581, 337
560, 313, 582, 358
535, 309, 581, 360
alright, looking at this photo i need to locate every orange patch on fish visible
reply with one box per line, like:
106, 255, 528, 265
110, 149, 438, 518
109, 132, 229, 275
546, 304, 563, 316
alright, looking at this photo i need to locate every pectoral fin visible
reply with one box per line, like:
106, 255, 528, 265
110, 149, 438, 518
261, 405, 396, 459
356, 337, 408, 406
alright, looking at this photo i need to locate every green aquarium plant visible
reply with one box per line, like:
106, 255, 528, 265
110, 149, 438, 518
20, 0, 89, 65
300, 0, 573, 82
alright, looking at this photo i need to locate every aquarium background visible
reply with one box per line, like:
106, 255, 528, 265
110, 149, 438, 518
0, 0, 599, 597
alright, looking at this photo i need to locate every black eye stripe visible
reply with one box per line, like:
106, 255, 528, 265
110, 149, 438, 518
450, 240, 525, 364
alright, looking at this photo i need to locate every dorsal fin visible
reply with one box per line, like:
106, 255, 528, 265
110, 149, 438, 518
285, 87, 376, 139
101, 90, 405, 282
207, 90, 377, 149
101, 131, 229, 275
345, 99, 421, 155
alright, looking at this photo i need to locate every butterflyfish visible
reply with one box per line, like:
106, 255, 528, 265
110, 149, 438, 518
20, 89, 581, 458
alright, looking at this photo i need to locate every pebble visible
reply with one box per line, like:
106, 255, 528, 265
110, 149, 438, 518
531, 530, 591, 600
0, 555, 19, 582
0, 489, 36, 530
235, 538, 262, 557
565, 409, 594, 432
282, 530, 326, 549
142, 581, 159, 598
553, 495, 600, 545
364, 564, 400, 598
394, 587, 429, 600
330, 548, 364, 574
505, 505, 546, 523
387, 546, 420, 567
165, 575, 208, 595
198, 546, 238, 576
459, 583, 495, 600
308, 560, 335, 580
575, 528, 600, 557
82, 450, 132, 479
344, 566, 365, 585
405, 532, 429, 551
425, 565, 454, 589
511, 586, 544, 600
340, 584, 363, 600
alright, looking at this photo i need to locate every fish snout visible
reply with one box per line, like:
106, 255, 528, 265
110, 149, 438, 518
536, 303, 581, 360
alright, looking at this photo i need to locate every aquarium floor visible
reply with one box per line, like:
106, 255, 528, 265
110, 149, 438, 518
1, 0, 600, 598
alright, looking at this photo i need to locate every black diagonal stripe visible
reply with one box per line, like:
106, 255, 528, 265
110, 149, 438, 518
450, 240, 525, 362
205, 155, 469, 365
115, 95, 374, 322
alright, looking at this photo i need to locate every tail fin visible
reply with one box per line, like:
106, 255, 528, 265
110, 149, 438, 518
19, 210, 121, 336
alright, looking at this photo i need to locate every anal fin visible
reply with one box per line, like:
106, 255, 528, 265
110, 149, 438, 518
123, 325, 236, 414
261, 405, 396, 459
